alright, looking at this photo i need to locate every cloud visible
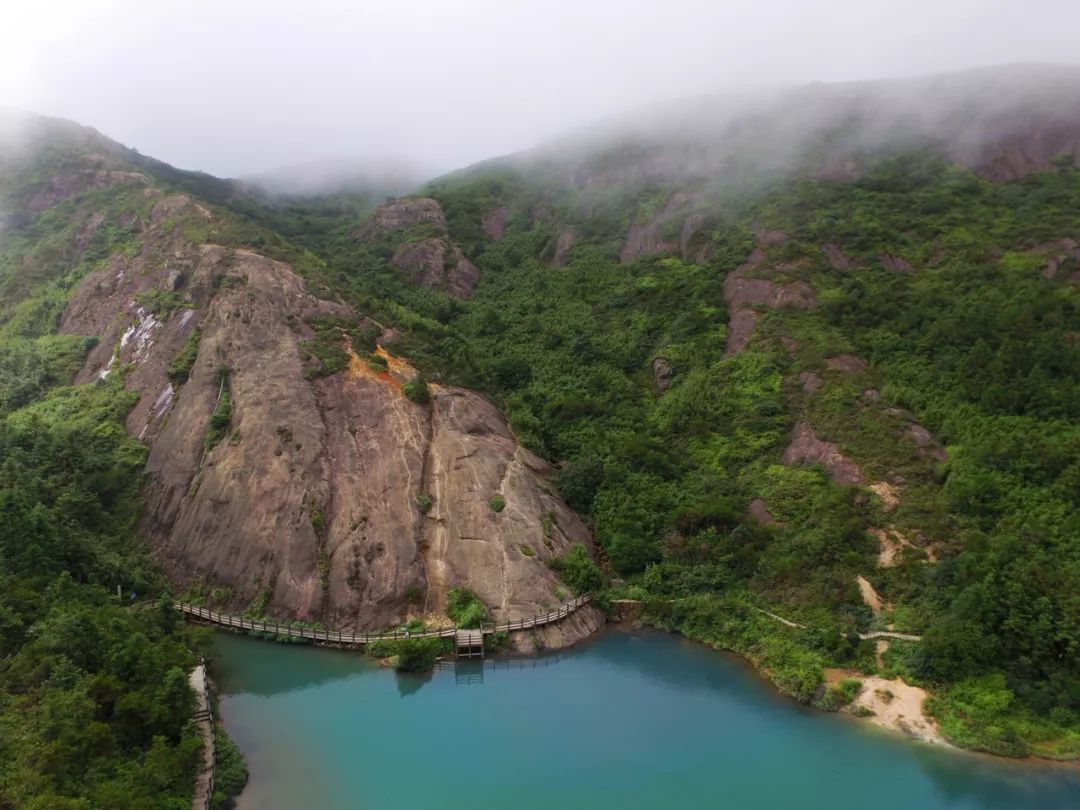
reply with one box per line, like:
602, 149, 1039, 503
5, 0, 1079, 179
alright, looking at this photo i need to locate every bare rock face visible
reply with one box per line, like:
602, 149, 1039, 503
799, 370, 823, 393
619, 191, 705, 263
782, 422, 864, 486
724, 309, 759, 356
723, 238, 817, 356
822, 243, 854, 271
747, 498, 775, 525
59, 204, 599, 648
356, 197, 479, 298
680, 213, 707, 259
27, 165, 147, 214
1027, 238, 1080, 279
652, 357, 675, 392
552, 229, 575, 267
619, 223, 677, 263
752, 227, 787, 247
509, 605, 606, 654
481, 206, 509, 241
825, 354, 869, 375
390, 238, 479, 298
878, 252, 914, 273
908, 423, 948, 463
954, 115, 1080, 182
353, 197, 447, 241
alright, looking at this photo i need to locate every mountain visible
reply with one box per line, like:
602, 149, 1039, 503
288, 64, 1080, 758
2, 65, 1080, 805
0, 110, 603, 644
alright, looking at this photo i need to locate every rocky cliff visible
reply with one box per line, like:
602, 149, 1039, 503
53, 185, 600, 643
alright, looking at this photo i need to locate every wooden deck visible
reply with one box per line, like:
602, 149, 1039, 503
454, 629, 485, 658
174, 594, 590, 647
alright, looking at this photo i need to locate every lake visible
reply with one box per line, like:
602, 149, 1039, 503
213, 629, 1080, 809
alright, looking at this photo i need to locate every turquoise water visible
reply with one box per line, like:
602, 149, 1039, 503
214, 630, 1080, 810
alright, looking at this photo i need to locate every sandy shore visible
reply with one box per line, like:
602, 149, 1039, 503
826, 667, 945, 745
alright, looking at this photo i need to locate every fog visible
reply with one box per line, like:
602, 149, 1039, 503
3, 1, 1079, 185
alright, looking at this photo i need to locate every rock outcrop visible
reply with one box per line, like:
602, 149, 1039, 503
390, 238, 479, 299
723, 233, 817, 356
908, 423, 948, 463
618, 191, 707, 263
552, 229, 575, 267
822, 243, 854, 270
652, 357, 675, 392
354, 197, 479, 298
878, 252, 914, 273
1028, 238, 1080, 280
481, 206, 509, 241
353, 197, 447, 241
60, 197, 598, 647
782, 422, 864, 486
825, 354, 869, 375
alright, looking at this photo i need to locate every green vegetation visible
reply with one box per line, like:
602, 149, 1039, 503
302, 315, 378, 378
403, 374, 429, 403
416, 494, 433, 513
0, 376, 205, 808
550, 544, 604, 595
167, 328, 201, 385
365, 636, 452, 673
211, 725, 249, 810
204, 368, 232, 450
269, 147, 1080, 756
488, 493, 505, 513
447, 587, 490, 629
136, 289, 187, 318
817, 678, 863, 712
5, 108, 1080, 770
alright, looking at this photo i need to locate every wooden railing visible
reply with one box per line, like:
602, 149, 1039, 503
174, 594, 590, 644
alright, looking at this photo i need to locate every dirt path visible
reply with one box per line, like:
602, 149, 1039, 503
189, 662, 214, 810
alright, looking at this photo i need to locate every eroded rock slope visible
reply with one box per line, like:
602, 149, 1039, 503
59, 193, 601, 643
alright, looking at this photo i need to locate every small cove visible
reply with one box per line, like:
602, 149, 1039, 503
213, 629, 1080, 810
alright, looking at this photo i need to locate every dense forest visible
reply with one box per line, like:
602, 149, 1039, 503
266, 150, 1080, 758
0, 131, 248, 809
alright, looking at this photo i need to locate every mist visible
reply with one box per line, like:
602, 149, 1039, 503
4, 0, 1080, 189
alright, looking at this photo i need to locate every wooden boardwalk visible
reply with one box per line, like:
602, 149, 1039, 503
174, 594, 591, 647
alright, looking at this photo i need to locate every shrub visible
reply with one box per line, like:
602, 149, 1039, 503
166, 328, 200, 385
403, 376, 430, 403
549, 544, 604, 595
367, 637, 450, 672
447, 587, 489, 628
211, 725, 249, 810
204, 369, 232, 450
488, 494, 505, 513
416, 494, 433, 513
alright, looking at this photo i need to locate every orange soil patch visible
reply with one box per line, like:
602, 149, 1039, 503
347, 345, 423, 391
872, 527, 916, 568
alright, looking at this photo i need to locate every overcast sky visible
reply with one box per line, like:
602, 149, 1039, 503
3, 1, 1078, 179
